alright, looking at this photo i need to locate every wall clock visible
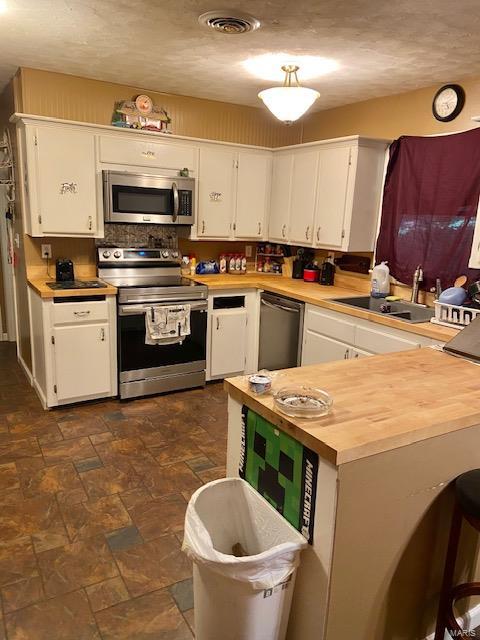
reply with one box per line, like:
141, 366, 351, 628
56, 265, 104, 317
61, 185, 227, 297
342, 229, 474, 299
135, 94, 153, 115
432, 84, 465, 122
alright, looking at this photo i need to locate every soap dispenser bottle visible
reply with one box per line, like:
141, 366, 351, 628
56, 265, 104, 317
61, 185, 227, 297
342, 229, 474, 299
370, 261, 390, 298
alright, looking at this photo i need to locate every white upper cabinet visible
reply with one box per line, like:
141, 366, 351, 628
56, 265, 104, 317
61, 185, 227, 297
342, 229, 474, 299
289, 149, 320, 246
23, 124, 101, 237
197, 146, 236, 238
269, 153, 293, 242
98, 135, 197, 173
197, 146, 271, 240
314, 145, 352, 249
268, 138, 388, 251
234, 151, 271, 239
314, 140, 387, 252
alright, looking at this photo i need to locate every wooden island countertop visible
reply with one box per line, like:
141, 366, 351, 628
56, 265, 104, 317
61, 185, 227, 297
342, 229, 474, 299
224, 347, 480, 465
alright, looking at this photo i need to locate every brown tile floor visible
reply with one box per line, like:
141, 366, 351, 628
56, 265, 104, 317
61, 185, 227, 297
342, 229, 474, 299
0, 342, 228, 639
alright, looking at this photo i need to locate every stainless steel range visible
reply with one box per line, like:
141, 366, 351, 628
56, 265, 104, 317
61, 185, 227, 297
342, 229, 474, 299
98, 247, 208, 400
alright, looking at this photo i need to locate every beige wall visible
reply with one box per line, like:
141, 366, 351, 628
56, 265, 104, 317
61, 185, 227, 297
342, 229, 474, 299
18, 67, 301, 148
301, 75, 480, 142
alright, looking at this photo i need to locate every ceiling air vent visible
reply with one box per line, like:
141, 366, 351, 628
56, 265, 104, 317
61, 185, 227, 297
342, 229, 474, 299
198, 11, 261, 34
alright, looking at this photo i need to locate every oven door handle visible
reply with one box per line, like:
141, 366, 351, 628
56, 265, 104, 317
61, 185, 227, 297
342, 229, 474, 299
172, 182, 179, 222
118, 301, 207, 316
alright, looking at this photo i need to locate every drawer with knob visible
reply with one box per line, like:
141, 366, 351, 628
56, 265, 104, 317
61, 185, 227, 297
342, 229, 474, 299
52, 300, 109, 325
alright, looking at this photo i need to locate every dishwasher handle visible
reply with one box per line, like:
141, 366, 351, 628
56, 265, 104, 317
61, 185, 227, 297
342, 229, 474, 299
261, 298, 300, 313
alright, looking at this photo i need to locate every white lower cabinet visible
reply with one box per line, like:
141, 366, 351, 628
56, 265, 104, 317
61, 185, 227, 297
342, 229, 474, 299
29, 291, 117, 407
210, 308, 248, 378
302, 304, 436, 366
302, 331, 352, 365
206, 290, 260, 381
52, 323, 112, 402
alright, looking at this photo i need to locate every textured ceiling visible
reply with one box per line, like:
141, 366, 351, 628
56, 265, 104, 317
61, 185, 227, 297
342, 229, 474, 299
1, 0, 480, 111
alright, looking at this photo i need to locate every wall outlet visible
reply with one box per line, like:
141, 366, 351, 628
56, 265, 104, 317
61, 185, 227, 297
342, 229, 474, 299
41, 244, 52, 259
245, 245, 253, 258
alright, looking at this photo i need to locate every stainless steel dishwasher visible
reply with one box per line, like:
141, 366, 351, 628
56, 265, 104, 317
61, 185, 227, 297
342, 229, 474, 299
258, 292, 304, 370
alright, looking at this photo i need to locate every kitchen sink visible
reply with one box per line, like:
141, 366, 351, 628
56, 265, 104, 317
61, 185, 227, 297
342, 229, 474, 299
330, 296, 434, 324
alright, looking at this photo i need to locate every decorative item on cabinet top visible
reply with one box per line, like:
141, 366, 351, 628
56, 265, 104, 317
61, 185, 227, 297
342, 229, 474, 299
111, 96, 172, 133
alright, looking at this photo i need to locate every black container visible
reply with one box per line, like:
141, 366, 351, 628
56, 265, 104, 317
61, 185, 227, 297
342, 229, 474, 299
320, 260, 335, 286
55, 258, 75, 282
292, 258, 306, 279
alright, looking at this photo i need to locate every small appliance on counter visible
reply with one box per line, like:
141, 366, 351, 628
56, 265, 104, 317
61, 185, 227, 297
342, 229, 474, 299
320, 256, 336, 286
55, 258, 75, 282
292, 248, 313, 279
303, 262, 320, 283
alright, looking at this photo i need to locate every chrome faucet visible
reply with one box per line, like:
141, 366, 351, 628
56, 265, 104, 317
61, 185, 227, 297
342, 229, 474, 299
411, 265, 423, 304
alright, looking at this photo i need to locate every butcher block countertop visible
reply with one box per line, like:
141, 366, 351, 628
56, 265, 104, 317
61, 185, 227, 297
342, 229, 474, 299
28, 278, 117, 298
190, 274, 457, 342
224, 348, 480, 465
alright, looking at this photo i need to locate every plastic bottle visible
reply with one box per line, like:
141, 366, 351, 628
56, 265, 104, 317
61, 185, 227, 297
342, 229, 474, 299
228, 254, 236, 273
235, 254, 241, 272
240, 254, 247, 273
370, 261, 390, 298
219, 254, 227, 274
190, 255, 197, 276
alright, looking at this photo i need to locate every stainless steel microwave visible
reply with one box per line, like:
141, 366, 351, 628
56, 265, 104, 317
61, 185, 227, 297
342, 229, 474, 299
103, 170, 195, 225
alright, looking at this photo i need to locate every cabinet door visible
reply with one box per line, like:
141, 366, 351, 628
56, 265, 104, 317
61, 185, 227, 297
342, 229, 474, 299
99, 136, 197, 172
210, 309, 247, 377
350, 346, 373, 360
53, 323, 111, 402
234, 152, 271, 239
355, 324, 423, 354
314, 146, 352, 249
289, 150, 319, 246
302, 330, 351, 365
34, 127, 98, 236
198, 147, 236, 238
269, 153, 293, 242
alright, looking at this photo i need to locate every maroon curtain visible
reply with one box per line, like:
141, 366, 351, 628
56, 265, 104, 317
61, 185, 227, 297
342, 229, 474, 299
376, 129, 480, 291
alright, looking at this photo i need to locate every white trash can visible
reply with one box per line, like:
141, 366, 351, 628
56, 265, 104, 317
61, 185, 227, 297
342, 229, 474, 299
182, 477, 307, 640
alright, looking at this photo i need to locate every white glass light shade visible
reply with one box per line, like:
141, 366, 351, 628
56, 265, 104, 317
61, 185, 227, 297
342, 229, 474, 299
258, 86, 320, 124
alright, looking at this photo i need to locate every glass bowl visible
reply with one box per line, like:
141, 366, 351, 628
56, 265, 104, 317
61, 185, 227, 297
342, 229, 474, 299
273, 385, 333, 418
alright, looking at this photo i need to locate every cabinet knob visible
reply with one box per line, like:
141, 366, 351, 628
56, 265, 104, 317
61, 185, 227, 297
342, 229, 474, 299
305, 226, 310, 240
344, 349, 349, 359
73, 310, 90, 317
316, 227, 321, 241
216, 317, 220, 330
202, 220, 205, 234
258, 222, 262, 235
88, 216, 93, 231
100, 328, 105, 341
282, 224, 286, 238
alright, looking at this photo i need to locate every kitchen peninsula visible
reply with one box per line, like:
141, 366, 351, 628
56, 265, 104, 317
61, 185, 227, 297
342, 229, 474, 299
225, 347, 480, 639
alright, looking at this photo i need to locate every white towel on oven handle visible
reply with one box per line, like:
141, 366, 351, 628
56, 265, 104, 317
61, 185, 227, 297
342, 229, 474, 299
145, 304, 191, 345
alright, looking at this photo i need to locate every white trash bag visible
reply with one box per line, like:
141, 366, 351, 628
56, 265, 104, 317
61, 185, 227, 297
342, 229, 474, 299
182, 478, 307, 640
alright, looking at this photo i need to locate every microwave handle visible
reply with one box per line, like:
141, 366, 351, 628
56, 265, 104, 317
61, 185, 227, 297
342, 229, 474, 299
172, 182, 179, 222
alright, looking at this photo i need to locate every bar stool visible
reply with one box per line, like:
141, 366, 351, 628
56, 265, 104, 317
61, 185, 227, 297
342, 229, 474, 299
434, 469, 480, 640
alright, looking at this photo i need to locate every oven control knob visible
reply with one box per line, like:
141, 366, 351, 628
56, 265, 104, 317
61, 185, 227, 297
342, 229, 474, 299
171, 251, 179, 258
102, 250, 111, 259
161, 250, 170, 258
113, 251, 122, 258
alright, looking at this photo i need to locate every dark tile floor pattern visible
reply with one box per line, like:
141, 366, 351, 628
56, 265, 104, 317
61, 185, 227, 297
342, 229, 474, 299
0, 342, 228, 639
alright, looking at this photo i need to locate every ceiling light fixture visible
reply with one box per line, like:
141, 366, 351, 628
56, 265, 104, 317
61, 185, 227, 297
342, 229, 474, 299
258, 65, 320, 125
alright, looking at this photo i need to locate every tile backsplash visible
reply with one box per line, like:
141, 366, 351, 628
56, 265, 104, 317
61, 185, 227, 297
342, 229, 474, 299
96, 223, 178, 249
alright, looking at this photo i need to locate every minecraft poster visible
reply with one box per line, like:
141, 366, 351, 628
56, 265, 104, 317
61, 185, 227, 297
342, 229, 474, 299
239, 406, 318, 544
